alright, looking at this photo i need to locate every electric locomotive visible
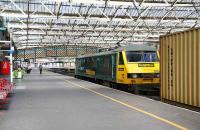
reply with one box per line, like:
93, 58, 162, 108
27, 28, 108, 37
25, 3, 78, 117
75, 44, 160, 93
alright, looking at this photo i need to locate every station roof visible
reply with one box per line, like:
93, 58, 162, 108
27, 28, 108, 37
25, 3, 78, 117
0, 0, 199, 49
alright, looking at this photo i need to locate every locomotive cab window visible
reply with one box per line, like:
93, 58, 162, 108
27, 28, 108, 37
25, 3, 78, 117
126, 51, 159, 62
118, 52, 124, 65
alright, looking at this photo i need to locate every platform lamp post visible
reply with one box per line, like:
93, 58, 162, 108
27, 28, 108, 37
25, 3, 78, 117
0, 40, 14, 84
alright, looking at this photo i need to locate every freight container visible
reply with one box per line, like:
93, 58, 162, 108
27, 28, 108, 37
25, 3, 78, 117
160, 28, 200, 108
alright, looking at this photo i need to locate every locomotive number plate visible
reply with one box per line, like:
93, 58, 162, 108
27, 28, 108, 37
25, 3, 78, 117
138, 63, 154, 67
118, 68, 124, 71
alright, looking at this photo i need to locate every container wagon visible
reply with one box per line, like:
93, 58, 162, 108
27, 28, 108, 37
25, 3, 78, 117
160, 28, 200, 109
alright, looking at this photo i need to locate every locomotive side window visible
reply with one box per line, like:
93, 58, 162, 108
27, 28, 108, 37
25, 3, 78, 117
119, 52, 124, 65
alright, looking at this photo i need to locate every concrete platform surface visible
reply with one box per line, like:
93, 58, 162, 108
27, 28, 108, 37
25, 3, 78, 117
0, 69, 199, 130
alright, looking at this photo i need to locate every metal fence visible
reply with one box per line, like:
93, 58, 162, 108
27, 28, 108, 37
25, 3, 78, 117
14, 45, 98, 60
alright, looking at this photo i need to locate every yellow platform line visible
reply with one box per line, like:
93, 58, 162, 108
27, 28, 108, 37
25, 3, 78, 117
57, 76, 189, 130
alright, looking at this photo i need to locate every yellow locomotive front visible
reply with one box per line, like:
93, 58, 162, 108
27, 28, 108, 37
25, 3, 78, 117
116, 46, 160, 91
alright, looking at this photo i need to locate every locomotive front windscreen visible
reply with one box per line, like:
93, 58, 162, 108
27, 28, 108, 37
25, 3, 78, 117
126, 51, 159, 62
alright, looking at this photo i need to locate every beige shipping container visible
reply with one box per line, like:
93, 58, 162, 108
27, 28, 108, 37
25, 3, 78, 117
160, 28, 200, 108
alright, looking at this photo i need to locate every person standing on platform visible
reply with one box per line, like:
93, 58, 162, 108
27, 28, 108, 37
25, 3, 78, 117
27, 64, 32, 74
39, 64, 43, 74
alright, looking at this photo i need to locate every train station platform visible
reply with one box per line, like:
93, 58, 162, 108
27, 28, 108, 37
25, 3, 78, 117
0, 69, 199, 130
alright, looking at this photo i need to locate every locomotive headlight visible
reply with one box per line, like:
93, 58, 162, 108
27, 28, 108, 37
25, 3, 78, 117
127, 73, 138, 78
156, 74, 160, 78
132, 74, 137, 78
